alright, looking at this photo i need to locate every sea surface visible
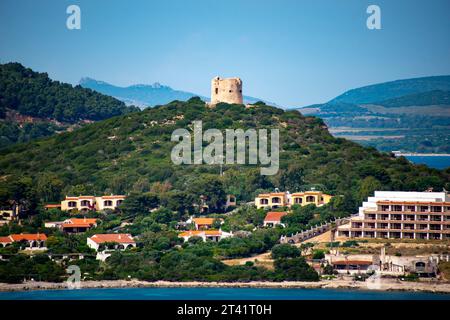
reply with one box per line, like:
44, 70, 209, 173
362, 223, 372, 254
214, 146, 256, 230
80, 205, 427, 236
405, 155, 450, 169
0, 287, 449, 300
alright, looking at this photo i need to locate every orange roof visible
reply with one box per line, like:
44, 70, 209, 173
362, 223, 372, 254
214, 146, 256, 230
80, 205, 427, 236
258, 193, 286, 197
65, 196, 95, 200
101, 195, 126, 199
193, 218, 215, 225
68, 218, 98, 225
62, 223, 92, 229
179, 230, 222, 237
291, 191, 324, 196
10, 234, 47, 241
89, 234, 134, 244
44, 204, 61, 208
264, 211, 288, 222
0, 236, 12, 243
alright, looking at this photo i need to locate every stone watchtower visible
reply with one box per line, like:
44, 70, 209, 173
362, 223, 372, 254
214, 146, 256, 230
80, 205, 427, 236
210, 76, 243, 106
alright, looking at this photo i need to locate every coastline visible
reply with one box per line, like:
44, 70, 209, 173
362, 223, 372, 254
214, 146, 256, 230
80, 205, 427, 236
1, 279, 449, 294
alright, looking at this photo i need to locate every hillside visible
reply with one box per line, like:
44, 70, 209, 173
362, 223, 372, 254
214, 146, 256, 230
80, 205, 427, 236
0, 98, 448, 209
375, 90, 450, 108
297, 77, 450, 154
329, 75, 450, 104
80, 77, 279, 108
0, 63, 139, 148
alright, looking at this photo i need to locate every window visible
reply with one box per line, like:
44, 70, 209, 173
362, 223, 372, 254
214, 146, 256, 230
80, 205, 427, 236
80, 200, 90, 207
104, 200, 113, 207
116, 200, 123, 206
306, 196, 315, 202
260, 199, 268, 205
68, 201, 77, 208
272, 197, 281, 204
294, 198, 303, 204
215, 88, 218, 94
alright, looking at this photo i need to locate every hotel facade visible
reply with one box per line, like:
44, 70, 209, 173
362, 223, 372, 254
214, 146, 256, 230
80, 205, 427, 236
254, 191, 333, 210
337, 191, 450, 240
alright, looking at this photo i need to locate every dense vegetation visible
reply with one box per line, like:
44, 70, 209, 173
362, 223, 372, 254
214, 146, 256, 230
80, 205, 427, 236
1, 97, 448, 210
0, 63, 139, 148
0, 97, 448, 284
375, 90, 450, 107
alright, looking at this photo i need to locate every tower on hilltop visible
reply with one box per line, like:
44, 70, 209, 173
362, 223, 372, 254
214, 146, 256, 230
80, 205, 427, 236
210, 76, 243, 106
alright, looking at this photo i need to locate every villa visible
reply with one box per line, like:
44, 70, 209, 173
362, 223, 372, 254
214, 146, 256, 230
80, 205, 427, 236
49, 195, 126, 212
0, 233, 47, 250
336, 191, 450, 240
255, 190, 333, 209
178, 230, 232, 242
191, 217, 223, 230
45, 218, 98, 233
263, 211, 288, 227
87, 234, 136, 252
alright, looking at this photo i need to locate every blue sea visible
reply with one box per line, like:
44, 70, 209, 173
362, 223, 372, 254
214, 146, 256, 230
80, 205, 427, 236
406, 156, 450, 169
0, 287, 449, 300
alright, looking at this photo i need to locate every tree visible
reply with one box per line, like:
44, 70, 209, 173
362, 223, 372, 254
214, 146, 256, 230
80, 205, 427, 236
274, 257, 319, 281
271, 244, 301, 259
358, 176, 382, 203
120, 192, 159, 216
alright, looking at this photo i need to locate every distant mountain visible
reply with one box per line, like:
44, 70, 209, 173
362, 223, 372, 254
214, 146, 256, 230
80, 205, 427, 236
329, 75, 450, 104
79, 77, 206, 108
79, 77, 279, 108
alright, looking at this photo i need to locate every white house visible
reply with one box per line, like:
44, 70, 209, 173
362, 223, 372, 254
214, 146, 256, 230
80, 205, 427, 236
87, 234, 136, 251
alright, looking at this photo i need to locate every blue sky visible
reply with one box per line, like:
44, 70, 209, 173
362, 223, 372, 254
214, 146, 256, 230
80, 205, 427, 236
1, 0, 449, 107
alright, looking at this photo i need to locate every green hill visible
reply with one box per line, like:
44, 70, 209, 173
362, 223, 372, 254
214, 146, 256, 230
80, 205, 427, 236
0, 63, 139, 148
0, 98, 448, 210
375, 90, 450, 108
329, 75, 450, 104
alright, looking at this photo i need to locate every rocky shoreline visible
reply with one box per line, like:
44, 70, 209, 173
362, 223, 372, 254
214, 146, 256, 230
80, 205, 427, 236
1, 278, 450, 294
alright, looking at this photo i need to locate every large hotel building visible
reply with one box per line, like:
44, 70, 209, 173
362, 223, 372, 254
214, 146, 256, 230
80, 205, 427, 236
337, 191, 450, 240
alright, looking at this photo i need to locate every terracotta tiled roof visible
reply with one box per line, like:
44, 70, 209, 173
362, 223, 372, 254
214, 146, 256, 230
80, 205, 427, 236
65, 196, 95, 200
89, 234, 135, 244
10, 234, 47, 241
179, 230, 222, 237
0, 236, 12, 243
258, 193, 286, 197
101, 195, 126, 199
193, 218, 215, 225
44, 204, 61, 208
264, 211, 288, 222
68, 218, 97, 225
62, 223, 92, 229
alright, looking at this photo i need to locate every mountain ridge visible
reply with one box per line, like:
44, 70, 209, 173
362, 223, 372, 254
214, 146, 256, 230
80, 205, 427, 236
79, 77, 280, 108
328, 75, 450, 105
